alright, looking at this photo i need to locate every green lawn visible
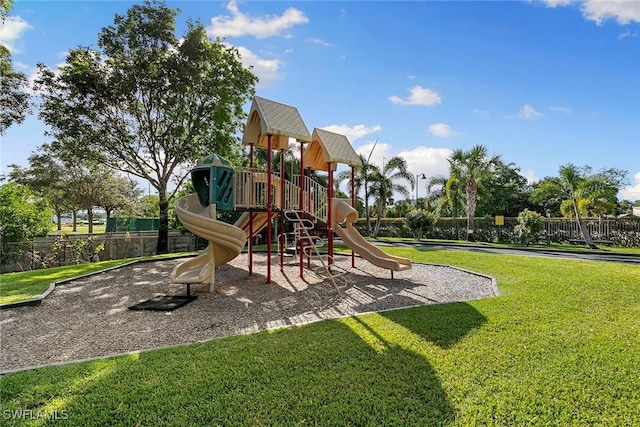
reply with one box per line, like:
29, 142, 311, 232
50, 223, 107, 235
375, 236, 640, 255
1, 249, 639, 425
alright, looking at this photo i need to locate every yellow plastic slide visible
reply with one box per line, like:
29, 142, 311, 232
170, 194, 269, 291
331, 198, 412, 273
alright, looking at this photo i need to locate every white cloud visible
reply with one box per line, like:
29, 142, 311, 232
582, 0, 640, 24
309, 38, 333, 47
474, 108, 491, 118
619, 28, 638, 39
207, 0, 309, 39
234, 45, 283, 87
321, 124, 382, 143
389, 86, 442, 106
397, 146, 453, 184
354, 140, 392, 169
549, 105, 572, 114
0, 16, 32, 53
347, 142, 452, 200
533, 0, 640, 25
428, 123, 454, 138
620, 171, 640, 201
522, 169, 539, 184
542, 0, 574, 7
520, 104, 544, 119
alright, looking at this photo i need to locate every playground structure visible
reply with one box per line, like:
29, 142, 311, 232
171, 96, 411, 292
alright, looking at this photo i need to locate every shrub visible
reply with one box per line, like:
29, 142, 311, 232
404, 210, 436, 240
515, 209, 545, 246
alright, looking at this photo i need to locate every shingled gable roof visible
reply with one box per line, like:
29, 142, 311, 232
242, 96, 311, 151
303, 128, 362, 171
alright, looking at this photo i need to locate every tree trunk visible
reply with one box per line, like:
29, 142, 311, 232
373, 202, 381, 238
465, 183, 477, 242
157, 188, 169, 254
55, 208, 62, 231
87, 206, 94, 234
574, 201, 597, 249
72, 211, 78, 232
364, 186, 371, 237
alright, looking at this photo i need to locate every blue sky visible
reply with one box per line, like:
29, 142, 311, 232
2, 0, 640, 201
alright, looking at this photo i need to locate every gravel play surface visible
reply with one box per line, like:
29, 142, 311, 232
0, 253, 497, 372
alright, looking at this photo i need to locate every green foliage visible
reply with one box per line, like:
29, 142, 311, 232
137, 194, 160, 217
514, 209, 545, 246
1, 0, 13, 17
6, 145, 71, 230
475, 159, 529, 217
530, 177, 563, 217
370, 156, 414, 237
0, 183, 51, 270
50, 234, 105, 265
404, 210, 436, 240
35, 0, 257, 253
447, 144, 501, 241
0, 183, 51, 242
336, 153, 373, 236
0, 45, 31, 135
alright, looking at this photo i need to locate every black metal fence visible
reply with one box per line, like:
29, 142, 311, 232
0, 231, 199, 273
354, 217, 640, 247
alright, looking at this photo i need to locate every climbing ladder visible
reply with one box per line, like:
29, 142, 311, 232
284, 210, 347, 293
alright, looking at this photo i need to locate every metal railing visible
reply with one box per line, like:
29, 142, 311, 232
234, 169, 328, 221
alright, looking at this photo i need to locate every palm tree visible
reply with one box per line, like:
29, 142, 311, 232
427, 174, 465, 239
336, 153, 376, 236
558, 163, 620, 249
447, 144, 500, 241
369, 156, 414, 237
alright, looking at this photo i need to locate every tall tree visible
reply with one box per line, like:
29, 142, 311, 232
475, 160, 529, 217
66, 163, 113, 234
99, 174, 142, 222
369, 156, 413, 237
0, 46, 31, 135
35, 0, 257, 253
6, 146, 70, 231
427, 175, 463, 218
336, 153, 377, 236
529, 177, 564, 217
447, 144, 500, 241
1, 0, 30, 133
557, 164, 626, 249
0, 183, 51, 269
1, 0, 13, 19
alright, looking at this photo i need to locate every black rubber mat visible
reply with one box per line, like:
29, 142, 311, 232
128, 295, 197, 312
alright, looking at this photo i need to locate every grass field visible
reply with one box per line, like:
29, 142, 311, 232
50, 223, 107, 235
1, 248, 638, 425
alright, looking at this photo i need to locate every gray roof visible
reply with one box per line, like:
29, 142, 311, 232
312, 128, 362, 167
242, 97, 311, 145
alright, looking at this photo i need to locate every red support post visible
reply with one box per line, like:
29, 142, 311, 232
279, 149, 285, 270
299, 141, 305, 279
351, 165, 355, 268
266, 135, 273, 284
327, 163, 334, 267
248, 143, 254, 276
307, 167, 312, 269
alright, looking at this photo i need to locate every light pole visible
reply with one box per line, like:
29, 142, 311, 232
416, 173, 426, 208
382, 156, 389, 171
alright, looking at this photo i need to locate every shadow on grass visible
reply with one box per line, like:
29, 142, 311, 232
0, 317, 460, 425
0, 302, 487, 425
378, 302, 487, 349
